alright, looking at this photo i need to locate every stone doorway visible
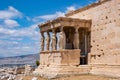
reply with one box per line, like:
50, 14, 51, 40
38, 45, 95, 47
79, 28, 91, 65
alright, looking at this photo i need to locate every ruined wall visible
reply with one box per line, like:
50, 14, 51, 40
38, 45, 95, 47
67, 0, 120, 65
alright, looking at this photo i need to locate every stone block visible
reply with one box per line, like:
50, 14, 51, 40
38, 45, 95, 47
61, 51, 69, 65
68, 50, 80, 66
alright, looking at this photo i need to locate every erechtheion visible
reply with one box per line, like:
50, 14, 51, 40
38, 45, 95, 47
34, 0, 120, 78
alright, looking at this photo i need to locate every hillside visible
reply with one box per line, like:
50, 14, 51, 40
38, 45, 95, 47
0, 54, 39, 68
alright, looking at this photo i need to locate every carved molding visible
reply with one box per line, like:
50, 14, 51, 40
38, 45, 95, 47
39, 17, 91, 32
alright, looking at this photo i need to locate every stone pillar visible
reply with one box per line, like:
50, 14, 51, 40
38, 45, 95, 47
40, 32, 44, 51
59, 27, 66, 50
45, 31, 50, 51
51, 30, 57, 50
88, 53, 91, 64
74, 28, 79, 49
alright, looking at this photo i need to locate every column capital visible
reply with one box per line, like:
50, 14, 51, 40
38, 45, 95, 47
40, 31, 44, 33
41, 32, 44, 37
60, 26, 64, 32
52, 29, 56, 33
75, 27, 79, 33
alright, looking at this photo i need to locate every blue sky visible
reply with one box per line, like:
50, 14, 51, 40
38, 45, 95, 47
0, 0, 97, 57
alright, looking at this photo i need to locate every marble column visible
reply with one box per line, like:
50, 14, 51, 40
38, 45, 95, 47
59, 27, 66, 50
40, 32, 44, 51
45, 31, 50, 51
51, 30, 57, 50
74, 28, 79, 49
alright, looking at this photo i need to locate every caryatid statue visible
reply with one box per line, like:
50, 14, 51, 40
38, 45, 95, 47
74, 28, 79, 49
40, 32, 44, 51
59, 31, 64, 50
45, 32, 50, 51
51, 32, 56, 50
59, 28, 66, 50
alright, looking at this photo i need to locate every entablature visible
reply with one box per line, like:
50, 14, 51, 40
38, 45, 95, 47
38, 17, 91, 32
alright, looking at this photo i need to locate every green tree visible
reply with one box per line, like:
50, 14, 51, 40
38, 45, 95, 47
36, 60, 40, 66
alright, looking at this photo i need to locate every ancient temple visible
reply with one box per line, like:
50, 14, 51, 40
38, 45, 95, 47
34, 0, 120, 78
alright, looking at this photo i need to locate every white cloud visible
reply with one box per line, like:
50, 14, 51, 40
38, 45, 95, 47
0, 6, 40, 57
33, 12, 65, 22
0, 27, 16, 35
0, 6, 22, 28
88, 0, 98, 4
40, 12, 65, 20
32, 5, 76, 22
0, 6, 22, 19
4, 19, 20, 28
0, 23, 39, 38
26, 16, 31, 21
12, 41, 18, 44
0, 23, 40, 57
66, 6, 76, 13
10, 37, 23, 41
14, 24, 39, 38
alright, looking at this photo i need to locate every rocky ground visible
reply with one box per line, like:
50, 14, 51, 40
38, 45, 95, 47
0, 66, 120, 80
0, 65, 33, 80
0, 67, 18, 80
23, 75, 120, 80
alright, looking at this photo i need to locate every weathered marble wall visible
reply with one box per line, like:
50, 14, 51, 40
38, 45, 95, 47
68, 0, 120, 65
40, 49, 80, 66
